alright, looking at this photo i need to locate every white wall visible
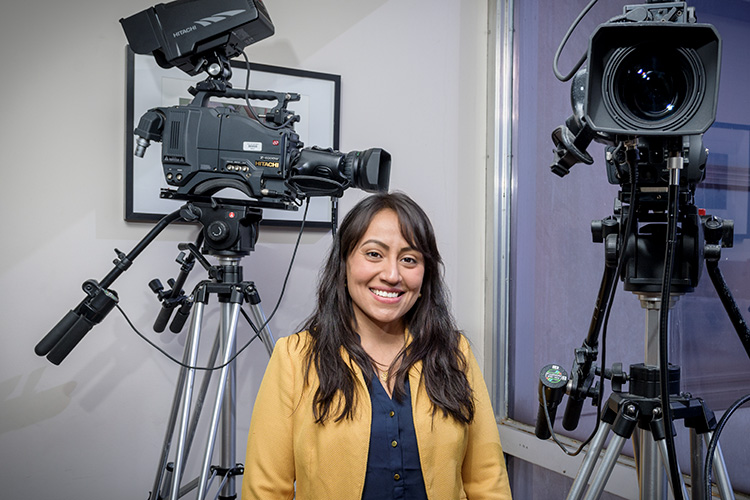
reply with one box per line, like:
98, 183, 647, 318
0, 0, 491, 497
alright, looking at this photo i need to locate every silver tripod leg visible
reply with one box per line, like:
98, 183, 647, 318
247, 300, 275, 356
149, 255, 275, 500
567, 423, 612, 500
149, 321, 221, 500
181, 331, 222, 485
691, 430, 707, 500
703, 431, 735, 500
582, 433, 628, 500
221, 325, 237, 500
170, 300, 206, 500
656, 436, 688, 499
640, 429, 667, 499
196, 300, 241, 499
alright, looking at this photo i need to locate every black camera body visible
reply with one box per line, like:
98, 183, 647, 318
133, 91, 303, 204
122, 0, 390, 208
160, 103, 295, 197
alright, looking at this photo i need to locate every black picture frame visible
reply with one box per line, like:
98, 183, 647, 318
124, 47, 341, 227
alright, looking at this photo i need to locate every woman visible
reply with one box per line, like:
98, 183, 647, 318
242, 192, 512, 499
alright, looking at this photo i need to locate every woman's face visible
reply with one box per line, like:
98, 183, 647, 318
345, 209, 425, 336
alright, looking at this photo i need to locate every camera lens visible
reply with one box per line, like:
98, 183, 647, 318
289, 147, 391, 197
599, 43, 708, 133
585, 23, 720, 135
615, 47, 690, 122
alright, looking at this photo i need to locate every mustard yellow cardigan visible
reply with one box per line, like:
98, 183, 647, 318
242, 331, 512, 499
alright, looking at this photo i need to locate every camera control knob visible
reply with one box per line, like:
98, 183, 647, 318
207, 221, 230, 243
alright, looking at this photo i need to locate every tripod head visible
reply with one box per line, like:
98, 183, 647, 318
536, 137, 743, 438
150, 198, 272, 335
180, 199, 263, 257
34, 197, 268, 365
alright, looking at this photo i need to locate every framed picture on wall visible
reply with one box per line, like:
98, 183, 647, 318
124, 47, 341, 227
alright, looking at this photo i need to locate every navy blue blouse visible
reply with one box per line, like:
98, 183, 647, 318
360, 376, 428, 500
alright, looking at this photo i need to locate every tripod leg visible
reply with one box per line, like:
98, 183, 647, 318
690, 429, 707, 500
220, 337, 237, 500
582, 434, 629, 500
149, 333, 195, 499
580, 400, 643, 500
169, 300, 206, 500
168, 326, 229, 499
703, 432, 735, 500
567, 423, 612, 500
183, 330, 222, 469
197, 301, 242, 499
250, 298, 276, 356
151, 297, 221, 499
632, 429, 641, 487
173, 330, 223, 499
640, 427, 667, 498
656, 437, 688, 499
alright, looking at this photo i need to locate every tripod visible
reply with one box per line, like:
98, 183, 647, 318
34, 196, 291, 499
565, 293, 734, 500
145, 201, 276, 500
148, 253, 274, 500
536, 146, 750, 499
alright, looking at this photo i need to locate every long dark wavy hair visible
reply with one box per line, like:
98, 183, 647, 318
299, 192, 475, 424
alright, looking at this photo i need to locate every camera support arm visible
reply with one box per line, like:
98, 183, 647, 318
535, 258, 618, 439
35, 208, 184, 364
556, 212, 624, 432
560, 264, 617, 431
703, 215, 750, 360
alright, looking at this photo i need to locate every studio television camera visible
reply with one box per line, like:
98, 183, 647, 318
547, 1, 723, 296
121, 0, 390, 207
532, 2, 750, 499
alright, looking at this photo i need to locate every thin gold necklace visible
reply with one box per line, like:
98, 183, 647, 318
374, 360, 390, 381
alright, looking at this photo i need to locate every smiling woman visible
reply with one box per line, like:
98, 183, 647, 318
345, 209, 425, 375
242, 192, 513, 499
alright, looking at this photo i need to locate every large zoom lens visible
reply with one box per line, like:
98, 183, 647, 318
584, 23, 721, 136
289, 147, 391, 197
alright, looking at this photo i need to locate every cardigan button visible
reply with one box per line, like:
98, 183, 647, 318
393, 473, 401, 481
391, 440, 398, 448
389, 411, 395, 417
